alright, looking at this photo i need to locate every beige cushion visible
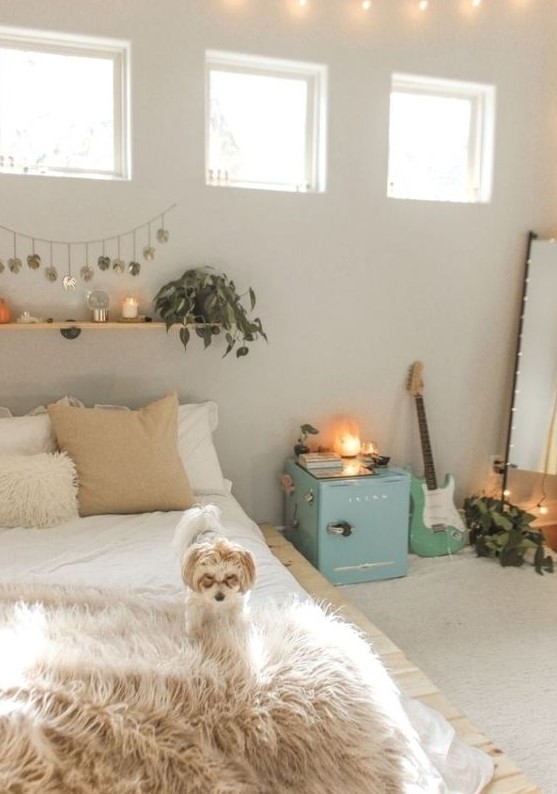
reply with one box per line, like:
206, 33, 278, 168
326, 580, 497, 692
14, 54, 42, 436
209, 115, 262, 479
48, 392, 194, 517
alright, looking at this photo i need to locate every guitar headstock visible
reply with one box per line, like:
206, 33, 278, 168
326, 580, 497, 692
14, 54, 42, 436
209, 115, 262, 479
408, 361, 424, 397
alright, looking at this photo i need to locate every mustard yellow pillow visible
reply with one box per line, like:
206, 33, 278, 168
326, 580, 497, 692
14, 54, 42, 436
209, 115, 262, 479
48, 392, 194, 517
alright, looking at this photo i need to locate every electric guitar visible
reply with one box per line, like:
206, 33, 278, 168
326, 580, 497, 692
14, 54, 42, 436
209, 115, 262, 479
407, 361, 467, 557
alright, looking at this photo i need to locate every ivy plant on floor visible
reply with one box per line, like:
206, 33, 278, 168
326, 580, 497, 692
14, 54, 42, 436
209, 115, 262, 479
463, 495, 554, 575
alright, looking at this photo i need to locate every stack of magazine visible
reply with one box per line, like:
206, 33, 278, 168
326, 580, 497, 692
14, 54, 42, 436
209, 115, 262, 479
297, 451, 376, 479
297, 452, 343, 470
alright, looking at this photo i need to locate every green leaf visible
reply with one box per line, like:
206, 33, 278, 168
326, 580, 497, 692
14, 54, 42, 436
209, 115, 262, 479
300, 423, 319, 435
179, 326, 190, 350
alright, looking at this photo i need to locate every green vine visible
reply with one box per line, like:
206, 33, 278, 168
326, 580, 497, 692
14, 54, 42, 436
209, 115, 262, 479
463, 495, 553, 575
153, 266, 267, 358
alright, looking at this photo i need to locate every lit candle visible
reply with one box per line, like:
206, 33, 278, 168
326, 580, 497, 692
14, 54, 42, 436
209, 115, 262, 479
338, 433, 361, 457
333, 420, 361, 458
122, 297, 138, 319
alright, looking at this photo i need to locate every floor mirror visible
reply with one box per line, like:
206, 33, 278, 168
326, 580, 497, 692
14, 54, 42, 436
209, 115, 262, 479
503, 232, 557, 496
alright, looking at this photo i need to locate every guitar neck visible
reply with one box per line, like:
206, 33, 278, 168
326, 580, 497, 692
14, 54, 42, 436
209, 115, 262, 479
415, 395, 438, 490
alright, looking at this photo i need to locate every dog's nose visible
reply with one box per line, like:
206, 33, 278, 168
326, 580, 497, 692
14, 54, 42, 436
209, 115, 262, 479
214, 592, 225, 602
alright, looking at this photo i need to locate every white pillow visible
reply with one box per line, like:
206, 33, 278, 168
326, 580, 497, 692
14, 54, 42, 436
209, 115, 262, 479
0, 396, 84, 456
178, 402, 227, 495
0, 414, 57, 455
0, 452, 79, 528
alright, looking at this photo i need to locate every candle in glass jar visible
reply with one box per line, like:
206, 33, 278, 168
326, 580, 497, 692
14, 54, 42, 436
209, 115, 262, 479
122, 297, 138, 319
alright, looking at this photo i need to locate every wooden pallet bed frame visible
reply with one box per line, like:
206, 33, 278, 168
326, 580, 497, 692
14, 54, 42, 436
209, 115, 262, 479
261, 524, 541, 794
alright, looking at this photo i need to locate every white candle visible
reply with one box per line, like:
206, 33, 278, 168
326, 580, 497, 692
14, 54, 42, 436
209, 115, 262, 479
122, 297, 138, 319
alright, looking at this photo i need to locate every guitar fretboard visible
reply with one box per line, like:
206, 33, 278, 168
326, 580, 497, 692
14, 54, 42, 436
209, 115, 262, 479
415, 394, 438, 491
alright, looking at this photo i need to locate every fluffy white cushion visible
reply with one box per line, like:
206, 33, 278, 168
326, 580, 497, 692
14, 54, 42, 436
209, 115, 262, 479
0, 453, 79, 528
177, 402, 227, 495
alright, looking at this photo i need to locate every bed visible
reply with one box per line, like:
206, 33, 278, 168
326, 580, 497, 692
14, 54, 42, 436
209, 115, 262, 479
0, 392, 541, 793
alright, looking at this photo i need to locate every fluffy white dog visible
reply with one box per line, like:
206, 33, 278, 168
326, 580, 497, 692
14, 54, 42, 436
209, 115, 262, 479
173, 505, 257, 640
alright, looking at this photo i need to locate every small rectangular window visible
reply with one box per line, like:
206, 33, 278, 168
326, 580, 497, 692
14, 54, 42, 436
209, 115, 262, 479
206, 50, 327, 193
0, 27, 130, 180
388, 73, 495, 203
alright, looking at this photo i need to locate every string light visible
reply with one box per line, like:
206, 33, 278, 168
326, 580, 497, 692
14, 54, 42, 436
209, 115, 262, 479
362, 0, 372, 9
471, 0, 482, 6
418, 0, 429, 9
536, 474, 549, 517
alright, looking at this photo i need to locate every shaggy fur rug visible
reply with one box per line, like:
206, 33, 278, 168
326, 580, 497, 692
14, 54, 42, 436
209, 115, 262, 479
0, 583, 437, 794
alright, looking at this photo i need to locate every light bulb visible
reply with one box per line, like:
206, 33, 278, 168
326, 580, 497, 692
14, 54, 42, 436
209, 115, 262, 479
362, 0, 372, 9
298, 0, 307, 6
418, 0, 429, 10
539, 504, 549, 516
503, 489, 511, 498
471, 0, 482, 6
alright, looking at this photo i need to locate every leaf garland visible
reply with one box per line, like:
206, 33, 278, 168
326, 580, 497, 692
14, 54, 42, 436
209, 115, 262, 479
0, 204, 175, 285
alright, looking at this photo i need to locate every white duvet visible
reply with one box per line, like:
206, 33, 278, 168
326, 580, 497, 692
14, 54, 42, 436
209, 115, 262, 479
0, 494, 493, 794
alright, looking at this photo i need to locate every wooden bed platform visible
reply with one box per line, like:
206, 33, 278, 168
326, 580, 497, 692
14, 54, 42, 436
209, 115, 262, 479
261, 524, 541, 794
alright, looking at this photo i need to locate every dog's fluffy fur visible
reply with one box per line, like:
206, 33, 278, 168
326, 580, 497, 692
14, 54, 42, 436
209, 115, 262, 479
0, 582, 415, 793
173, 505, 257, 640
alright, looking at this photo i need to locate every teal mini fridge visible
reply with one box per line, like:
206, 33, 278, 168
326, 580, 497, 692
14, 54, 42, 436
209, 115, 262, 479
283, 460, 410, 585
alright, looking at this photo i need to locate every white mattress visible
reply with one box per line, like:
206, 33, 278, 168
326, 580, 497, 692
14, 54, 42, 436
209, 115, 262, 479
0, 495, 493, 793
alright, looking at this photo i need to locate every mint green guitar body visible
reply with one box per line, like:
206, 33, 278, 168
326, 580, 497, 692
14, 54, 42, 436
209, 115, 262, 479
409, 473, 467, 557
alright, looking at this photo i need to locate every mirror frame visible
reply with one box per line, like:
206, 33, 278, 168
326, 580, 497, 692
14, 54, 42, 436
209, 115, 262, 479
501, 231, 537, 499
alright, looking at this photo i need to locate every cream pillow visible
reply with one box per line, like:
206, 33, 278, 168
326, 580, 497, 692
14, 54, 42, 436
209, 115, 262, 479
177, 402, 227, 495
48, 392, 194, 517
0, 452, 78, 528
0, 414, 57, 456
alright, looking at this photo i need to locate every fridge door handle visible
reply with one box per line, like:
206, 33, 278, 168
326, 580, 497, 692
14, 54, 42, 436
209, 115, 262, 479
327, 520, 353, 537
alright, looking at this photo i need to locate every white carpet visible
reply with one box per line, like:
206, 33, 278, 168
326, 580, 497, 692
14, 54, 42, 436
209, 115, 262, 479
340, 547, 556, 794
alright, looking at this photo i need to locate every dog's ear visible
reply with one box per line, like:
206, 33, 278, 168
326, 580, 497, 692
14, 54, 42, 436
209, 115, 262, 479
238, 548, 257, 592
181, 545, 204, 590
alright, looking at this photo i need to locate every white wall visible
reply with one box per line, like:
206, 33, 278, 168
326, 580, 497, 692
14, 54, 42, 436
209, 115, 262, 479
1, 0, 556, 524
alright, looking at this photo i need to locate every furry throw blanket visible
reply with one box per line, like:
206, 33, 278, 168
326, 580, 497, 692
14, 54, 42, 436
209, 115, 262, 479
0, 583, 438, 794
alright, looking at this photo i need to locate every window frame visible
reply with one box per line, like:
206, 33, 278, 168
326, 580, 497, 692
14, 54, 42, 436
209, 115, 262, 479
388, 72, 496, 204
205, 50, 327, 193
0, 26, 131, 181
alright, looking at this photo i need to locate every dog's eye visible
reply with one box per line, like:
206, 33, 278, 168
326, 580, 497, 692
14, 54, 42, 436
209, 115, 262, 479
225, 574, 239, 587
201, 575, 215, 588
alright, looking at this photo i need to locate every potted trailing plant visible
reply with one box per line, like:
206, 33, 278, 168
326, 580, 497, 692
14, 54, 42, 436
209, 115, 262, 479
463, 494, 554, 575
153, 266, 267, 357
294, 423, 319, 456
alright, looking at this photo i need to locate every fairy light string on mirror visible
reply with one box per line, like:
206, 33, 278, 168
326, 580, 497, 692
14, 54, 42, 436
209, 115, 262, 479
0, 203, 176, 287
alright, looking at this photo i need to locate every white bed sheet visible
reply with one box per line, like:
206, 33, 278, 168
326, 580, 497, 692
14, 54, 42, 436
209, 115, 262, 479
0, 495, 493, 793
0, 494, 308, 605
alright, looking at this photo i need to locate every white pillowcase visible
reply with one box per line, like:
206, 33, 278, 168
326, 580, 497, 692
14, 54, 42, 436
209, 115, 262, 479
177, 402, 227, 495
0, 414, 57, 455
0, 452, 79, 528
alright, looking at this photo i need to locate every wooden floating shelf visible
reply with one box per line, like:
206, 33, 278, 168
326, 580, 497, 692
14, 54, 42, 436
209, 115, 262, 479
0, 321, 220, 339
0, 321, 166, 330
